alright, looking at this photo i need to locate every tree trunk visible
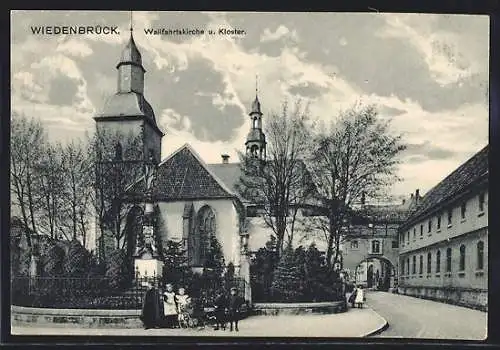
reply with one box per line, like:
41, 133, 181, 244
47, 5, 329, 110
26, 172, 37, 234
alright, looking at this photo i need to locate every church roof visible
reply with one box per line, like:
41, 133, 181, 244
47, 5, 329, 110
153, 144, 236, 200
117, 33, 143, 69
246, 129, 266, 143
250, 96, 262, 115
207, 163, 242, 193
402, 144, 488, 228
97, 92, 158, 127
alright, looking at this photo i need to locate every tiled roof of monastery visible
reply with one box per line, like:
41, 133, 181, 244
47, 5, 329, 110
403, 145, 488, 227
153, 144, 236, 200
206, 163, 242, 194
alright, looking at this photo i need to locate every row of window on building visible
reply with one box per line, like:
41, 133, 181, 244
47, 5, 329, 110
400, 192, 486, 247
400, 241, 485, 277
350, 239, 399, 252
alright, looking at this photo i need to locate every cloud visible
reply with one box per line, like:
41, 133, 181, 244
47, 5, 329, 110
377, 13, 481, 86
260, 25, 299, 43
56, 39, 93, 58
10, 11, 489, 199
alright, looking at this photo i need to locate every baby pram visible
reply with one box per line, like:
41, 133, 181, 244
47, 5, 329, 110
177, 301, 196, 328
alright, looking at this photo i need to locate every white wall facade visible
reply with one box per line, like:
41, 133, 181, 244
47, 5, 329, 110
156, 198, 241, 267
398, 188, 488, 310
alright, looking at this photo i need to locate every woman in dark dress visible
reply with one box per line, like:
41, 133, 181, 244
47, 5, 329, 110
140, 282, 162, 329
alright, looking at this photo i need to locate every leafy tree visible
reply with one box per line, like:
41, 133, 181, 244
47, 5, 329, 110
306, 103, 406, 269
161, 240, 189, 286
224, 262, 236, 292
105, 248, 132, 289
270, 244, 303, 302
41, 243, 65, 277
304, 243, 325, 301
64, 239, 90, 277
250, 236, 279, 302
237, 101, 315, 258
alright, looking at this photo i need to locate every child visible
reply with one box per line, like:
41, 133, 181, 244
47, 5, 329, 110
227, 287, 245, 332
348, 285, 358, 308
176, 287, 191, 326
214, 291, 228, 331
162, 283, 178, 328
355, 285, 365, 308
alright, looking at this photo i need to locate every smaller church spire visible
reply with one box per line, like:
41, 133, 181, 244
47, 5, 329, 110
255, 74, 259, 98
250, 74, 262, 116
129, 10, 133, 33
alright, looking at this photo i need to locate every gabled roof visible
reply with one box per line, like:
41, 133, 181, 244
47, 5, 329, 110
206, 163, 242, 193
153, 144, 236, 200
403, 145, 488, 227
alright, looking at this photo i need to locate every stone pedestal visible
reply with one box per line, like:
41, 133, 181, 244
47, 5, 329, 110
134, 256, 163, 280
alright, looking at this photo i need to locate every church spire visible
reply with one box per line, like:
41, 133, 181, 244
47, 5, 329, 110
250, 74, 262, 116
116, 11, 145, 94
245, 77, 266, 160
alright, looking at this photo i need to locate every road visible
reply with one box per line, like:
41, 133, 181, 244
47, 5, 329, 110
12, 308, 386, 337
365, 291, 487, 340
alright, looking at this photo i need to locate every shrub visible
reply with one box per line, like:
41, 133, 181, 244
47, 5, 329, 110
64, 240, 90, 277
105, 249, 132, 289
42, 243, 65, 277
270, 245, 303, 302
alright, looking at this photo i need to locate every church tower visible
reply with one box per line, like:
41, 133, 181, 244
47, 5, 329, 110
93, 15, 164, 262
245, 78, 266, 160
93, 18, 163, 164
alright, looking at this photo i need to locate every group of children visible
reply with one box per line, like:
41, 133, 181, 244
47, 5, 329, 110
348, 284, 365, 308
162, 283, 190, 328
140, 282, 245, 331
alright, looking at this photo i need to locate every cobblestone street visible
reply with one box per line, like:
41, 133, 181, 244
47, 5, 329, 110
12, 307, 386, 338
366, 291, 487, 340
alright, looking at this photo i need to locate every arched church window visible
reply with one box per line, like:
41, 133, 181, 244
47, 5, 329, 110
196, 206, 216, 265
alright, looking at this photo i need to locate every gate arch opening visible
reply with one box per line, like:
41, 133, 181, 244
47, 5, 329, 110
354, 256, 395, 291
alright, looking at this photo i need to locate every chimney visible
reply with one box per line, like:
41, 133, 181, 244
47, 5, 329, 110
221, 154, 230, 164
402, 199, 406, 205
415, 189, 420, 205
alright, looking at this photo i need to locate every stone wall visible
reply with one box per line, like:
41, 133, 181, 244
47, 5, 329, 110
11, 306, 142, 328
252, 301, 347, 316
397, 286, 487, 311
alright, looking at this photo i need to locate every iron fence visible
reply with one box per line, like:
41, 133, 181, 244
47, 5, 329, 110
11, 275, 248, 310
11, 276, 159, 309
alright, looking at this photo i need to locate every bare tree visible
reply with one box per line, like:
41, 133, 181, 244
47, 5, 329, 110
236, 101, 316, 257
10, 114, 47, 247
34, 142, 66, 240
306, 103, 406, 269
58, 139, 94, 243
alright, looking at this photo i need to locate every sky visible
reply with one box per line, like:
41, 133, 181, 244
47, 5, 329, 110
10, 11, 489, 200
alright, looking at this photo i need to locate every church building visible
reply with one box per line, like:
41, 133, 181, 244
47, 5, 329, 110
93, 27, 268, 302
